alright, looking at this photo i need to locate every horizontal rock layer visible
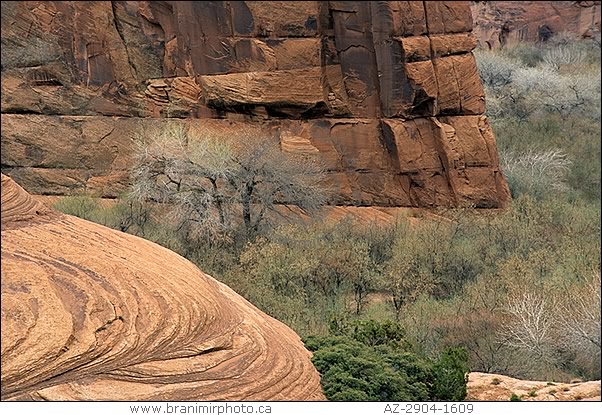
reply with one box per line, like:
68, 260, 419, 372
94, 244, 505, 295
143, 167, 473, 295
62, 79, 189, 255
1, 114, 507, 207
0, 174, 324, 401
0, 1, 510, 208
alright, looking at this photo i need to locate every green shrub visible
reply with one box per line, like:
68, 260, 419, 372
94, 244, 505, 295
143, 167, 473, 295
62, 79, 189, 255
305, 320, 468, 401
502, 43, 544, 67
53, 196, 102, 220
348, 319, 406, 347
432, 348, 469, 401
307, 336, 429, 401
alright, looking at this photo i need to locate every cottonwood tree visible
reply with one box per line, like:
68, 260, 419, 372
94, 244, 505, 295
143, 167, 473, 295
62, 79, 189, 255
558, 271, 601, 377
500, 148, 572, 198
500, 291, 557, 358
130, 123, 328, 241
499, 269, 601, 378
511, 66, 599, 121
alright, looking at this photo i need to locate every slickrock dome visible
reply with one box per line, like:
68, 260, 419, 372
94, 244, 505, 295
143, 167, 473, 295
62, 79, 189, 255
0, 174, 324, 401
467, 372, 601, 401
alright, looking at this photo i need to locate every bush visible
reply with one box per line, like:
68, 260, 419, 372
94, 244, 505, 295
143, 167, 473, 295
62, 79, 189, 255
230, 220, 387, 334
306, 336, 429, 401
475, 37, 601, 122
347, 319, 406, 347
492, 115, 600, 201
53, 196, 102, 220
510, 66, 599, 121
432, 348, 469, 401
474, 50, 519, 89
542, 44, 586, 70
305, 320, 469, 401
500, 149, 572, 199
502, 43, 544, 67
384, 219, 484, 314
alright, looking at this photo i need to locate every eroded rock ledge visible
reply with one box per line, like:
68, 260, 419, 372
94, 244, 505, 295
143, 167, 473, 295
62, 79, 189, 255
0, 1, 510, 208
0, 174, 324, 401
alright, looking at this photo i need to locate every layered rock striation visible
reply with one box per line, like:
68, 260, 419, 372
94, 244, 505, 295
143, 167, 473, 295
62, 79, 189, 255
0, 173, 324, 400
1, 1, 510, 208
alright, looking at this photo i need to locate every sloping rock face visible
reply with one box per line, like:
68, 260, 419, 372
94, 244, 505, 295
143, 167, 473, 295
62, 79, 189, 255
0, 173, 324, 401
467, 372, 601, 401
471, 1, 601, 49
1, 1, 510, 208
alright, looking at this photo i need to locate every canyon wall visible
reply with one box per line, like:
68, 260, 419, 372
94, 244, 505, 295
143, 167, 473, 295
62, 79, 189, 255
471, 1, 601, 49
1, 1, 510, 208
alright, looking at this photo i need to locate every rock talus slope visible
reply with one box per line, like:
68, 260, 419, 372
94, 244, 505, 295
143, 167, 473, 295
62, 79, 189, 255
0, 174, 324, 401
0, 1, 510, 208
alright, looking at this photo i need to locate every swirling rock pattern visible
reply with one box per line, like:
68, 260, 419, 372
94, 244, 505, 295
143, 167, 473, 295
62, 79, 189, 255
0, 174, 324, 401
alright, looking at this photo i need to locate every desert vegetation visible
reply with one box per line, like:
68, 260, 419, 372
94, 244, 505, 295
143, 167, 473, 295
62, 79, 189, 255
54, 33, 601, 400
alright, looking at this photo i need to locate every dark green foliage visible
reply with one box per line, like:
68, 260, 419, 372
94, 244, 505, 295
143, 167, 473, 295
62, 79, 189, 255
344, 319, 406, 347
305, 320, 468, 401
432, 348, 469, 401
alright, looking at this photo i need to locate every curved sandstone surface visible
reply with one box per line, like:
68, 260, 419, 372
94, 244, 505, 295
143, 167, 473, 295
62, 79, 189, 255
0, 174, 324, 401
467, 372, 601, 401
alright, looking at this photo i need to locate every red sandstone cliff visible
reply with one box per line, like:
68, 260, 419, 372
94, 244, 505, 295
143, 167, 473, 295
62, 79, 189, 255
471, 1, 601, 49
0, 1, 510, 208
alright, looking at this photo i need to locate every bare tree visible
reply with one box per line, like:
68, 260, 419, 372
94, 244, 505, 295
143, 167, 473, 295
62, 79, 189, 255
500, 148, 572, 198
557, 270, 601, 376
130, 123, 328, 240
498, 270, 601, 378
474, 50, 518, 90
500, 291, 557, 358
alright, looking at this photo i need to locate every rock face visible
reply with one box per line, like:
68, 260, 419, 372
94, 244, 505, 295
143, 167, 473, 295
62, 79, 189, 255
0, 173, 324, 401
467, 372, 601, 401
0, 1, 510, 208
471, 1, 601, 49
